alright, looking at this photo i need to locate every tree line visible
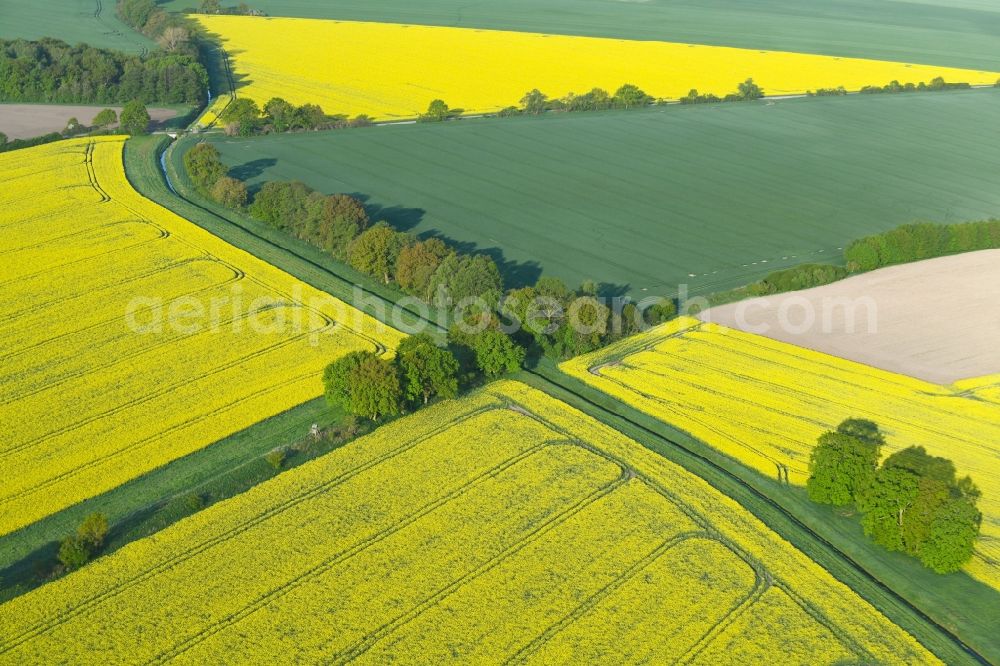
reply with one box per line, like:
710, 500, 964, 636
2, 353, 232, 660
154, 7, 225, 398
489, 79, 765, 117
844, 220, 1000, 272
217, 97, 374, 136
0, 38, 206, 105
859, 77, 971, 95
183, 143, 680, 368
808, 419, 981, 573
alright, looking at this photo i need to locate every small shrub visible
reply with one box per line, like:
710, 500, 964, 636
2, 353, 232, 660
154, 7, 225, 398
265, 449, 287, 470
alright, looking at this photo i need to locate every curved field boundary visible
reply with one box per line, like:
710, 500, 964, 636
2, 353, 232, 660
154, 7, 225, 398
505, 531, 714, 664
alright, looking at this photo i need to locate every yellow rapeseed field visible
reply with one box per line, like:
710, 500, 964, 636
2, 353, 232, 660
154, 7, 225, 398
0, 137, 404, 537
0, 381, 937, 664
194, 15, 1000, 119
562, 317, 1000, 590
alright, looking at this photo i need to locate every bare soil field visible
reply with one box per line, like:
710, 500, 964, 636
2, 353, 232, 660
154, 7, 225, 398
0, 104, 180, 139
700, 250, 1000, 385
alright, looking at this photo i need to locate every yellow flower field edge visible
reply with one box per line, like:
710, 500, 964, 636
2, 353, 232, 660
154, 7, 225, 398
0, 137, 405, 537
561, 317, 1000, 591
0, 381, 936, 663
194, 15, 1000, 119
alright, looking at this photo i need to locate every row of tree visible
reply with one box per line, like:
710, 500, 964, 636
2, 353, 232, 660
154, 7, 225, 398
487, 79, 765, 117
859, 77, 971, 95
678, 79, 765, 105
219, 97, 374, 136
808, 419, 981, 573
0, 38, 207, 105
844, 220, 1000, 272
182, 141, 681, 367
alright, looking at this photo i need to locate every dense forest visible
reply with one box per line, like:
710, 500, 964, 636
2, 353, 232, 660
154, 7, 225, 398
0, 38, 206, 104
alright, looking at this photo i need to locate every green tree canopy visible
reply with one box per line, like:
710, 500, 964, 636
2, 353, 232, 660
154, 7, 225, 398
429, 253, 504, 310
348, 224, 411, 284
396, 238, 453, 299
220, 98, 262, 136
737, 78, 765, 100
91, 108, 117, 129
397, 334, 459, 405
920, 496, 982, 573
472, 329, 525, 377
263, 97, 296, 132
322, 351, 401, 420
211, 176, 248, 209
520, 88, 548, 115
858, 466, 921, 552
807, 423, 882, 506
419, 99, 457, 122
120, 99, 150, 135
183, 142, 226, 191
612, 84, 652, 109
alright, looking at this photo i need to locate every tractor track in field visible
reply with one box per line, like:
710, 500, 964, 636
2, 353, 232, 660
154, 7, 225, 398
148, 137, 990, 666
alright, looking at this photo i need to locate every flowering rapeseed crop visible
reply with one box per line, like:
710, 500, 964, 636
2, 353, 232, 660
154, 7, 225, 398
195, 15, 1000, 119
562, 317, 1000, 590
0, 137, 403, 536
0, 382, 936, 664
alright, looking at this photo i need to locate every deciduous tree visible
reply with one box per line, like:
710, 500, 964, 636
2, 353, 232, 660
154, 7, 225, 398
397, 334, 459, 405
120, 99, 150, 135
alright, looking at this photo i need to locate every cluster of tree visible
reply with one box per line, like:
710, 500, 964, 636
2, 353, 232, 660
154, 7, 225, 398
859, 77, 970, 95
844, 220, 1000, 272
61, 103, 151, 137
0, 38, 207, 105
418, 99, 463, 122
117, 0, 199, 55
251, 181, 371, 258
183, 143, 251, 208
807, 419, 981, 573
678, 79, 765, 104
498, 84, 656, 117
57, 513, 109, 571
323, 334, 461, 421
219, 97, 373, 136
502, 277, 676, 359
806, 87, 848, 97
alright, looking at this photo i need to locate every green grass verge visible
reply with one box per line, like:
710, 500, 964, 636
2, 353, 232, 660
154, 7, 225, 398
0, 399, 341, 600
205, 89, 1000, 298
520, 362, 1000, 665
160, 0, 1000, 71
0, 0, 154, 53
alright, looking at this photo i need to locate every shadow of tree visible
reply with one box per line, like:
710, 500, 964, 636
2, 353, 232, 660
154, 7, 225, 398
227, 157, 277, 184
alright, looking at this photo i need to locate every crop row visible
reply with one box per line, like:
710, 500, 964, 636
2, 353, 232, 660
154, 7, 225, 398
0, 382, 938, 664
0, 137, 403, 536
563, 317, 1000, 590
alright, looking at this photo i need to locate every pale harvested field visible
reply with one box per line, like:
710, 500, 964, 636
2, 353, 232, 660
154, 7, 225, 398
0, 105, 179, 139
701, 250, 1000, 384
